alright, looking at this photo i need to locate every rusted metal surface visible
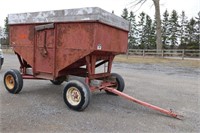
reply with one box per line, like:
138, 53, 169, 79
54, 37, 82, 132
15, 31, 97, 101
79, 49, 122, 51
9, 25, 35, 67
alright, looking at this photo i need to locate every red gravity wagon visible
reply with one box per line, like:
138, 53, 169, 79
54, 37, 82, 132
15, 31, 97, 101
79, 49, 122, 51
4, 7, 181, 119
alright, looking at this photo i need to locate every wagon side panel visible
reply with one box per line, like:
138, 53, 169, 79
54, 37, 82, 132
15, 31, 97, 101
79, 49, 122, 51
55, 23, 95, 75
9, 25, 34, 66
94, 23, 128, 54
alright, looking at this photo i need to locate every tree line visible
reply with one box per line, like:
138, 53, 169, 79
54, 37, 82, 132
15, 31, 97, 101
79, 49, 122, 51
122, 8, 200, 49
0, 17, 9, 46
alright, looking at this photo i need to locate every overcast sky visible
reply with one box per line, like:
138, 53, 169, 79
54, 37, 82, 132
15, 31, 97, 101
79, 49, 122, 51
0, 0, 199, 27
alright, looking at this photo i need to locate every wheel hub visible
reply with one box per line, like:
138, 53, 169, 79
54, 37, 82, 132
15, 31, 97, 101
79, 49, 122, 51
67, 87, 81, 106
5, 75, 15, 90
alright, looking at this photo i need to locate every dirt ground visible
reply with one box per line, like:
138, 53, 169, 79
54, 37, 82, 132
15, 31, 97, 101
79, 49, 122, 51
0, 53, 200, 133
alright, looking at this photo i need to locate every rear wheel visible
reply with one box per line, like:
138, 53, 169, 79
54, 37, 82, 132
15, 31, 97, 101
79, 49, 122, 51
4, 69, 23, 94
63, 80, 91, 111
50, 76, 66, 85
105, 73, 125, 95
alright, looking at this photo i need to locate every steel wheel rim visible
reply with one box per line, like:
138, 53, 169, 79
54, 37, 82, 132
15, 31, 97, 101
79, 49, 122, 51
5, 74, 15, 90
66, 87, 81, 106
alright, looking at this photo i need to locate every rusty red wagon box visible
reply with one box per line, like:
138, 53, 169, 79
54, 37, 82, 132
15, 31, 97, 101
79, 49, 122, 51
8, 7, 129, 80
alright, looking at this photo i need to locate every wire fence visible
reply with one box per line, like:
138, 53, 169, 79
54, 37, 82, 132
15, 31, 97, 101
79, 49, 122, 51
128, 49, 200, 60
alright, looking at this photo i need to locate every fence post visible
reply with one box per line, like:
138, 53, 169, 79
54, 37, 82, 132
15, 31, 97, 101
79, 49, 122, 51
162, 50, 164, 58
143, 50, 145, 58
126, 49, 129, 59
182, 49, 185, 60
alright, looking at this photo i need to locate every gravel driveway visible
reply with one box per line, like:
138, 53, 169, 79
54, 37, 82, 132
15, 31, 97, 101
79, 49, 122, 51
0, 53, 199, 133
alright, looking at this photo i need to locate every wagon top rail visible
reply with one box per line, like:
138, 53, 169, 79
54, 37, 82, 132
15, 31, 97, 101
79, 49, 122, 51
8, 7, 130, 31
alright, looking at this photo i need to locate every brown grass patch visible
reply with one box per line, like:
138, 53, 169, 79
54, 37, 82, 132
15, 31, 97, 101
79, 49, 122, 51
114, 55, 200, 68
2, 49, 14, 54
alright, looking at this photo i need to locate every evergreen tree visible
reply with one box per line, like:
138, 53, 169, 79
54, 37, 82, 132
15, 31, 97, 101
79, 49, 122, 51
4, 17, 9, 45
169, 10, 180, 48
4, 17, 8, 37
179, 11, 188, 48
128, 11, 138, 48
186, 18, 198, 49
195, 12, 200, 47
121, 8, 129, 20
0, 26, 3, 39
162, 10, 170, 48
143, 14, 154, 49
137, 12, 146, 49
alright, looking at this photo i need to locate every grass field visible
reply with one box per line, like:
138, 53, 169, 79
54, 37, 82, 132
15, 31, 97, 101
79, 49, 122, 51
2, 49, 14, 54
115, 55, 200, 68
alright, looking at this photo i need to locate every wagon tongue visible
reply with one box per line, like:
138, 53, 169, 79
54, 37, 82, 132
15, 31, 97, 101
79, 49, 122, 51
104, 87, 183, 120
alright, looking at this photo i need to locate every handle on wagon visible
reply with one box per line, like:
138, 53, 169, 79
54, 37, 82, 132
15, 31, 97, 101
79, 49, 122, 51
41, 31, 48, 57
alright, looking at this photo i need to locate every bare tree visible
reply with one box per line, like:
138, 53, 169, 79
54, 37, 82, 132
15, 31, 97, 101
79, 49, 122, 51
129, 0, 163, 51
152, 0, 162, 50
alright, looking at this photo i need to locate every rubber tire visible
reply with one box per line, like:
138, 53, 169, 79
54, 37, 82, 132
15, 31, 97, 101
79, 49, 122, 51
50, 76, 66, 85
106, 73, 125, 95
4, 69, 23, 94
63, 80, 91, 111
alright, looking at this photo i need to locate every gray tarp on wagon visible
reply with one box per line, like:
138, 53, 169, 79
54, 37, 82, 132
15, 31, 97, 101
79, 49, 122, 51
8, 7, 130, 31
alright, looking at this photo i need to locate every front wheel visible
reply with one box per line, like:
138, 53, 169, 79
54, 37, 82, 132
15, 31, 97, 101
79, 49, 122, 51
105, 73, 125, 95
4, 69, 23, 94
63, 80, 91, 111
